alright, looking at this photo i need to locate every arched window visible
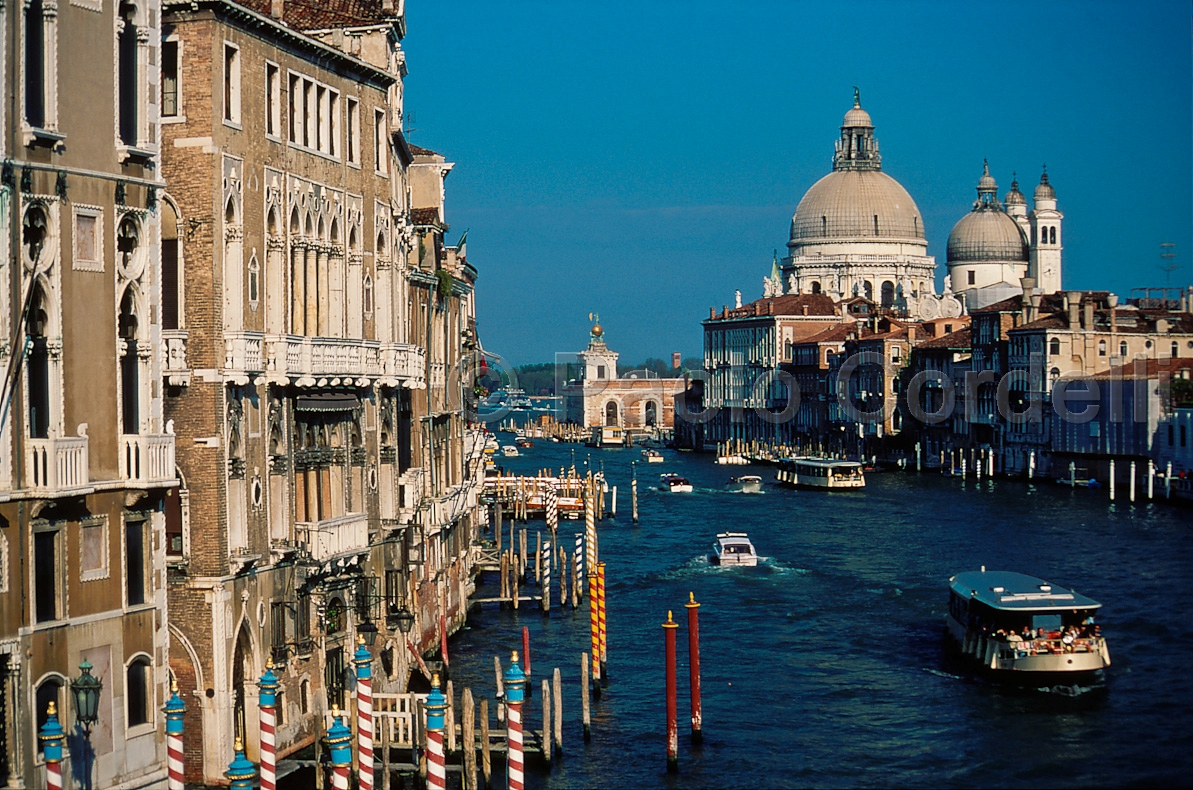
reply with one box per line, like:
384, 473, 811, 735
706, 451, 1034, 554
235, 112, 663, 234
118, 2, 139, 145
604, 400, 619, 427
27, 285, 50, 439
644, 401, 658, 427
1049, 226, 1056, 244
1049, 338, 1060, 356
1119, 341, 1128, 358
863, 281, 873, 301
127, 656, 152, 727
810, 281, 821, 295
363, 274, 373, 317
119, 288, 140, 434
1098, 340, 1107, 357
880, 281, 894, 308
1050, 367, 1060, 385
35, 677, 64, 754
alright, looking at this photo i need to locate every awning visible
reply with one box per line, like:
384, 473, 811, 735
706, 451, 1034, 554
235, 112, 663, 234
295, 393, 361, 413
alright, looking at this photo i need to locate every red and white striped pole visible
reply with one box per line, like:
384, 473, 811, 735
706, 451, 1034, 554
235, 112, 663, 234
354, 637, 374, 790
663, 610, 679, 773
425, 673, 448, 790
504, 651, 527, 790
164, 677, 187, 790
258, 660, 279, 790
38, 701, 65, 790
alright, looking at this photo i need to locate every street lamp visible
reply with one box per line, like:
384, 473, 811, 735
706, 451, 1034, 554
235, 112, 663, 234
358, 621, 379, 647
71, 659, 102, 732
388, 605, 416, 635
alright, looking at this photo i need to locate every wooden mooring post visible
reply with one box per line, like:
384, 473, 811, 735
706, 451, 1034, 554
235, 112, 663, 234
480, 698, 491, 789
541, 679, 552, 767
553, 667, 563, 755
581, 652, 591, 740
462, 688, 477, 790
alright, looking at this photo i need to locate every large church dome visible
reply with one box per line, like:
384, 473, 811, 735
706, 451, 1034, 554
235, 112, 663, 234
791, 169, 926, 244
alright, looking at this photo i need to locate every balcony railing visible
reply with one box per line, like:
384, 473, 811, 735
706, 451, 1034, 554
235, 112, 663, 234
25, 436, 89, 492
121, 434, 176, 485
225, 332, 428, 387
297, 513, 369, 562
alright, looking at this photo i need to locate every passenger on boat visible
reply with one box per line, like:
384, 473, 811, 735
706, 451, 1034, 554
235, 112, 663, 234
1007, 630, 1023, 643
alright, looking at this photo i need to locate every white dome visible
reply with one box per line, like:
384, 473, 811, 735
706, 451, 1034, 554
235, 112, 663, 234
790, 170, 926, 246
947, 210, 1028, 264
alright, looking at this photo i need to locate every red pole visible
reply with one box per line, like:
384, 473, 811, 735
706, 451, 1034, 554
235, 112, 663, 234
685, 592, 702, 745
522, 625, 531, 683
663, 610, 678, 773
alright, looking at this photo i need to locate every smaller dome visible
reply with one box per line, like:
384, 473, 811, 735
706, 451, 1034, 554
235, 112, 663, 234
978, 163, 997, 193
1034, 171, 1055, 201
947, 210, 1029, 264
843, 105, 873, 128
1004, 176, 1026, 206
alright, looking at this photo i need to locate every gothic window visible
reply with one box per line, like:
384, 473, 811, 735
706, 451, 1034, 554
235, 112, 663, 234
35, 678, 64, 755
118, 2, 139, 144
248, 254, 260, 310
363, 274, 373, 317
26, 285, 51, 439
223, 43, 241, 124
119, 288, 140, 434
117, 215, 143, 279
162, 39, 179, 118
1049, 338, 1060, 356
126, 656, 151, 727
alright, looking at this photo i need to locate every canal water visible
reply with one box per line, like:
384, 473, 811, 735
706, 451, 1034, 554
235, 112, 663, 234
450, 438, 1193, 788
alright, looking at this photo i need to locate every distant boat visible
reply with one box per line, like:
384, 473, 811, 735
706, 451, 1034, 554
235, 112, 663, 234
641, 449, 665, 463
726, 475, 763, 493
775, 458, 865, 490
658, 474, 693, 493
946, 568, 1110, 685
516, 438, 534, 448
710, 532, 757, 566
587, 426, 625, 448
500, 445, 520, 457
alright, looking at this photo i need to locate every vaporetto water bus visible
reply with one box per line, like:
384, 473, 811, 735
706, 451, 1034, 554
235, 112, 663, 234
775, 458, 865, 489
946, 568, 1110, 685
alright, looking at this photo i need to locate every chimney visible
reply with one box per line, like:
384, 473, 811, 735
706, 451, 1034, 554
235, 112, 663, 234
1020, 276, 1035, 324
1066, 291, 1081, 328
768, 302, 774, 316
802, 304, 808, 316
672, 352, 681, 370
382, 0, 394, 12
709, 307, 715, 321
1108, 293, 1119, 335
722, 306, 728, 319
1083, 299, 1094, 331
908, 324, 917, 343
1029, 293, 1042, 323
270, 0, 283, 18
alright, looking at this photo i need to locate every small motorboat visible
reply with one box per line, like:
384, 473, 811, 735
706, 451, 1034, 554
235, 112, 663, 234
658, 474, 693, 493
711, 532, 757, 566
484, 436, 500, 454
516, 438, 534, 449
641, 449, 665, 463
726, 475, 763, 493
500, 445, 520, 457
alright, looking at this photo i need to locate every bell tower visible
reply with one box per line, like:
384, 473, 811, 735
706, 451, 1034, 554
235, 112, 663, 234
578, 315, 618, 382
1028, 168, 1063, 294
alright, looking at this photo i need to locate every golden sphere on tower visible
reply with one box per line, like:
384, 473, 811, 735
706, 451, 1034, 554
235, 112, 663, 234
591, 324, 603, 337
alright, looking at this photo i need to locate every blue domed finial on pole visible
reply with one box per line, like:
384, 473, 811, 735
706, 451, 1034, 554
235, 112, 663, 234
326, 706, 353, 789
504, 650, 526, 705
39, 701, 66, 790
425, 674, 448, 790
165, 677, 186, 790
225, 736, 258, 789
426, 673, 447, 732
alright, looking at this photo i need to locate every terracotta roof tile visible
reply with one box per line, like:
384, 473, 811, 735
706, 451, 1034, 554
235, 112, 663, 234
915, 327, 971, 350
1092, 357, 1193, 380
409, 144, 441, 157
411, 207, 441, 226
239, 0, 397, 31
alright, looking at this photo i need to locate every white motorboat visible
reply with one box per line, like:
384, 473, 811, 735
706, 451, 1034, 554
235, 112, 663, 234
641, 449, 665, 463
500, 445, 520, 457
658, 474, 693, 493
726, 475, 763, 493
776, 458, 865, 489
711, 532, 757, 566
946, 568, 1110, 685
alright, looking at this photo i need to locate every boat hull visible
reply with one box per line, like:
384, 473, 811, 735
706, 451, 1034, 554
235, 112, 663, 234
710, 554, 757, 567
946, 615, 1110, 685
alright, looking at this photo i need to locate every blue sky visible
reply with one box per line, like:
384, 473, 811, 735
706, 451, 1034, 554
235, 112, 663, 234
403, 1, 1193, 365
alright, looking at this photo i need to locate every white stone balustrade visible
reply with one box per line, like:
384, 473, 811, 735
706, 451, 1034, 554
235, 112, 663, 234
25, 436, 89, 492
228, 333, 427, 386
121, 434, 176, 485
296, 512, 369, 562
161, 330, 190, 385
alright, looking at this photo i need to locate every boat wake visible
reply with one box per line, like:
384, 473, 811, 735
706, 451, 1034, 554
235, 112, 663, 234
921, 668, 963, 680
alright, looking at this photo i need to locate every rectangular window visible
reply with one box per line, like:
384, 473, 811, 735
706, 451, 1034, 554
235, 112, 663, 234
25, 0, 46, 128
296, 592, 312, 651
80, 517, 107, 580
374, 109, 387, 174
329, 90, 340, 157
223, 43, 241, 124
1182, 425, 1188, 448
967, 270, 975, 285
325, 646, 345, 708
127, 660, 149, 727
265, 62, 280, 137
346, 98, 359, 164
165, 486, 184, 555
162, 40, 179, 118
125, 519, 146, 606
1170, 424, 1176, 446
288, 74, 300, 143
315, 85, 326, 152
33, 529, 58, 622
270, 600, 287, 660
305, 80, 315, 147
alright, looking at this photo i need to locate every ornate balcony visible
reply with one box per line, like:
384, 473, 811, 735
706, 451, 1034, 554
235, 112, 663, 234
239, 334, 427, 388
121, 434, 176, 486
25, 436, 89, 493
297, 512, 369, 562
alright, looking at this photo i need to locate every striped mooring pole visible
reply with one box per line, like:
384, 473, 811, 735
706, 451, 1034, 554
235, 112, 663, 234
663, 611, 679, 773
38, 701, 65, 790
355, 636, 375, 790
684, 592, 703, 745
541, 540, 552, 615
574, 533, 584, 598
225, 736, 258, 790
326, 707, 353, 790
258, 660, 280, 790
426, 674, 448, 790
505, 651, 528, 790
597, 561, 608, 679
165, 677, 186, 790
546, 485, 559, 531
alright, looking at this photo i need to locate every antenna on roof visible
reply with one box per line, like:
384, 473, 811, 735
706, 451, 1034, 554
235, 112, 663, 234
404, 110, 417, 140
1160, 242, 1178, 288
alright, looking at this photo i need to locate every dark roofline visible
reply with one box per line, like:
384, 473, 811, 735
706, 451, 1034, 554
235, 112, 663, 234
163, 0, 396, 90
